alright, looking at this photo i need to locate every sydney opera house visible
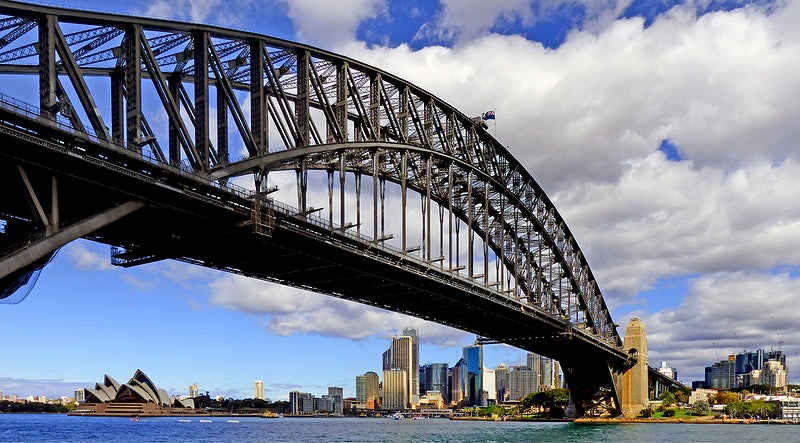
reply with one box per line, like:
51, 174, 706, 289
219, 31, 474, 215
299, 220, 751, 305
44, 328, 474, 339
71, 369, 196, 416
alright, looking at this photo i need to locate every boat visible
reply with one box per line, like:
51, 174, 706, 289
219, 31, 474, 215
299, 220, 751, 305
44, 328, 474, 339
412, 414, 425, 420
178, 419, 191, 422
199, 419, 212, 423
390, 412, 405, 420
227, 419, 239, 423
130, 416, 139, 422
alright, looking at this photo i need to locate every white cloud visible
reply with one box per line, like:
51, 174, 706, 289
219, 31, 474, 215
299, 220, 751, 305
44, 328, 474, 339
139, 0, 255, 26
414, 0, 634, 45
278, 0, 387, 49
65, 242, 113, 271
209, 274, 469, 346
638, 271, 800, 382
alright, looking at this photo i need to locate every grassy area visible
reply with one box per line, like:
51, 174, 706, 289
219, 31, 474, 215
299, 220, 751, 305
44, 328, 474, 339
652, 409, 708, 419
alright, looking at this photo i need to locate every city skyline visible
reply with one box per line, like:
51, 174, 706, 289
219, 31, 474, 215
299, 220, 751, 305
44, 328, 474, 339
3, 0, 800, 400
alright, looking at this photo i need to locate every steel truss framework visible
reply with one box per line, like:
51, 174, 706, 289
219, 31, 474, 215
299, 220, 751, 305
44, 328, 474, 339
0, 1, 632, 416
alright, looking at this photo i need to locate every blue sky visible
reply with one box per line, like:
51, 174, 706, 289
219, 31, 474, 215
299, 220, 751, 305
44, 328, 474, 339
3, 0, 800, 400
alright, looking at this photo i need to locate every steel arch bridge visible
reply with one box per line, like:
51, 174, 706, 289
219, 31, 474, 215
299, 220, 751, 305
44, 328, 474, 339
0, 1, 633, 416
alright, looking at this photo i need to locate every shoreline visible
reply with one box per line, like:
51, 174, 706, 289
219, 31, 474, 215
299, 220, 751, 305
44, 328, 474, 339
574, 417, 799, 425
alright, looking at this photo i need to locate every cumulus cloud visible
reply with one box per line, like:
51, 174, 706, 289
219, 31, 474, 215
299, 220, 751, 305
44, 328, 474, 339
209, 274, 469, 346
66, 242, 114, 271
638, 271, 800, 382
278, 0, 387, 49
414, 0, 634, 45
139, 0, 256, 27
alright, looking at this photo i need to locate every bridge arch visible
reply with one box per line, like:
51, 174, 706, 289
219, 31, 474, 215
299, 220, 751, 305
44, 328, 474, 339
0, 0, 630, 416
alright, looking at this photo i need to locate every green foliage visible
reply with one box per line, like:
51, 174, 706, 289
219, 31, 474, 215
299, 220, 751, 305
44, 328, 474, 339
0, 401, 68, 413
479, 404, 506, 417
639, 407, 654, 418
723, 399, 779, 419
662, 408, 676, 417
691, 399, 711, 415
519, 388, 569, 418
658, 391, 676, 407
712, 391, 739, 405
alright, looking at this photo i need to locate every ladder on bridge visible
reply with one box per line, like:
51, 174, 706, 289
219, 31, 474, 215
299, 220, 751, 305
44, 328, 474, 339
251, 196, 275, 237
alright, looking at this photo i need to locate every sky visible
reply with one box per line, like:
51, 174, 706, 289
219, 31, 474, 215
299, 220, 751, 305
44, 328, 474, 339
2, 0, 800, 401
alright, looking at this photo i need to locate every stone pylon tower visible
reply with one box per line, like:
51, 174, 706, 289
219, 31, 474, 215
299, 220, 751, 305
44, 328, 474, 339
621, 317, 648, 418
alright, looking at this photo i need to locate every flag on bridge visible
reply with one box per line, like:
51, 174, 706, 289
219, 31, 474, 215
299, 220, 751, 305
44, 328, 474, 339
482, 110, 495, 120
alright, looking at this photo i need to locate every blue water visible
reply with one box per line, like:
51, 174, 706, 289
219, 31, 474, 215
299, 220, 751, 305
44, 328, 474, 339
1, 414, 799, 442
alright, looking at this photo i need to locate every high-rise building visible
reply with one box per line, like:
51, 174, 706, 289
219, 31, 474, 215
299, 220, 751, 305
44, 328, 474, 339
482, 367, 496, 404
527, 353, 541, 379
73, 389, 84, 403
388, 334, 415, 408
495, 363, 509, 402
463, 344, 483, 406
539, 356, 561, 390
289, 391, 314, 415
328, 386, 344, 415
382, 348, 392, 371
507, 365, 537, 401
450, 358, 465, 405
760, 360, 787, 388
255, 380, 265, 400
706, 355, 737, 389
356, 374, 367, 408
403, 326, 420, 406
382, 369, 408, 410
422, 363, 449, 404
356, 371, 380, 410
188, 383, 198, 398
657, 362, 678, 381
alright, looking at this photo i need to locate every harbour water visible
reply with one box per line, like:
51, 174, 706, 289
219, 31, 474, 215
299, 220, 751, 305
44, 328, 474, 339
1, 414, 799, 442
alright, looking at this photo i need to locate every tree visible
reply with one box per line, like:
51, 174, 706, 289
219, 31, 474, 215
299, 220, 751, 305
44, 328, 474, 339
519, 389, 569, 417
479, 404, 506, 417
691, 400, 711, 415
658, 391, 676, 407
712, 391, 739, 405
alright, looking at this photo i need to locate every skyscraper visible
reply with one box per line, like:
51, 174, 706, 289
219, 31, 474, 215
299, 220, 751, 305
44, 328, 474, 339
389, 334, 415, 408
356, 371, 380, 410
450, 358, 465, 405
289, 391, 314, 415
495, 363, 509, 402
540, 357, 561, 390
188, 383, 198, 398
507, 365, 537, 401
382, 369, 408, 410
328, 386, 344, 415
422, 363, 449, 404
403, 326, 420, 406
255, 380, 264, 400
482, 367, 496, 404
463, 344, 483, 406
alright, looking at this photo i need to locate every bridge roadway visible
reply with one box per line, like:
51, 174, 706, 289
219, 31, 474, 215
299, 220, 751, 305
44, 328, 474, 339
0, 1, 634, 416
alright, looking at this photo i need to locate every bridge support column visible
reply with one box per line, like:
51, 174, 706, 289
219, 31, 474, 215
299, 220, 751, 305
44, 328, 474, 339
562, 356, 622, 418
621, 317, 649, 418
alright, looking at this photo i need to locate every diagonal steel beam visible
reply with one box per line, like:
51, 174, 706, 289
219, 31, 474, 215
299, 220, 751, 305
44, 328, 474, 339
50, 16, 110, 141
0, 201, 146, 282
